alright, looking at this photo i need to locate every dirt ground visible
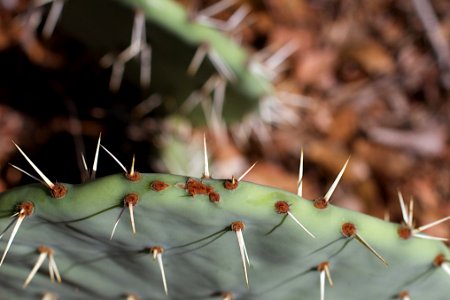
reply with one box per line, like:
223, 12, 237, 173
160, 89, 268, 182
0, 0, 449, 240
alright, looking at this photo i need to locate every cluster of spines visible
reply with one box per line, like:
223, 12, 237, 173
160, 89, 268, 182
1, 137, 450, 299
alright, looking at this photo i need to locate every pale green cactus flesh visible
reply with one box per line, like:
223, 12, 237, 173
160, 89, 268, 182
0, 171, 449, 299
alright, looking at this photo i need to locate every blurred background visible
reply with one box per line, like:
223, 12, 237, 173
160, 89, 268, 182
0, 0, 449, 239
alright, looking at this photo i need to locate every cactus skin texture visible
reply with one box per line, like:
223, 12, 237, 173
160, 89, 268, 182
54, 0, 272, 124
0, 172, 449, 299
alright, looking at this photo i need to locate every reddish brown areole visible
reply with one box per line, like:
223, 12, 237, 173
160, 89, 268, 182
186, 178, 211, 196
398, 291, 410, 298
317, 261, 330, 272
150, 246, 165, 255
208, 191, 220, 203
274, 201, 290, 214
313, 197, 328, 209
341, 222, 357, 238
50, 183, 68, 199
434, 254, 446, 267
19, 201, 34, 217
150, 180, 169, 192
221, 291, 233, 300
231, 221, 245, 232
397, 226, 412, 240
185, 178, 220, 203
224, 177, 238, 190
37, 245, 53, 255
124, 193, 139, 206
126, 171, 141, 182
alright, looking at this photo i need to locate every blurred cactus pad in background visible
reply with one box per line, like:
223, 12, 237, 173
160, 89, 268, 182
1, 0, 450, 299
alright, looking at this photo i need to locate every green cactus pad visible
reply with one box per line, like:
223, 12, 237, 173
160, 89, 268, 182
54, 0, 272, 124
1, 173, 449, 299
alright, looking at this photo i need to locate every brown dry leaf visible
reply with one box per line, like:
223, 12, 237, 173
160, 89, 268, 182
17, 30, 63, 68
265, 26, 313, 54
310, 101, 333, 134
0, 13, 63, 68
295, 48, 337, 89
327, 107, 358, 142
365, 125, 447, 157
410, 177, 440, 211
211, 137, 247, 179
0, 25, 11, 49
0, 106, 26, 165
245, 161, 298, 194
354, 139, 414, 180
354, 179, 384, 215
249, 11, 273, 37
421, 212, 450, 240
345, 38, 395, 75
306, 140, 353, 180
264, 0, 319, 26
371, 14, 405, 47
397, 44, 438, 91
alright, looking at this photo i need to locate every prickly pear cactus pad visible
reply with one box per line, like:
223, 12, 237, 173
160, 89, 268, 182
1, 170, 450, 299
52, 0, 272, 124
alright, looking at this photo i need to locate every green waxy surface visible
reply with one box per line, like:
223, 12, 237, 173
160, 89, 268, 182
0, 173, 449, 299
